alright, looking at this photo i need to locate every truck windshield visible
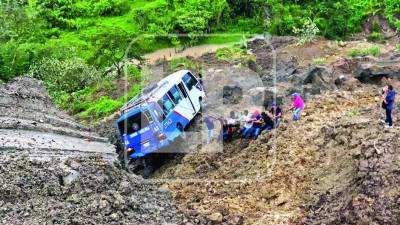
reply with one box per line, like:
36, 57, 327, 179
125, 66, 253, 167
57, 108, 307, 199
118, 112, 150, 135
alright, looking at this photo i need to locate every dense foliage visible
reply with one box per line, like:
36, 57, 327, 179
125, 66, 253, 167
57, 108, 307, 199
0, 0, 399, 120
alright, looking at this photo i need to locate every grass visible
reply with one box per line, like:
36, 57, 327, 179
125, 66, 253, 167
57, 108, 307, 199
346, 108, 360, 117
59, 68, 144, 123
396, 44, 400, 51
367, 32, 384, 42
311, 57, 327, 65
77, 82, 144, 122
215, 46, 255, 61
169, 58, 198, 72
349, 46, 381, 57
199, 33, 248, 45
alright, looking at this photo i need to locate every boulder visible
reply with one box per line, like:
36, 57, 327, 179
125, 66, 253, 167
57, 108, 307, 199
303, 66, 335, 90
354, 60, 400, 84
248, 87, 284, 107
223, 85, 243, 105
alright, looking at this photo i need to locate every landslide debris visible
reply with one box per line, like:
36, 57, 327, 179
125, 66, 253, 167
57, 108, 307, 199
0, 77, 115, 161
0, 77, 186, 225
154, 86, 400, 225
0, 156, 185, 225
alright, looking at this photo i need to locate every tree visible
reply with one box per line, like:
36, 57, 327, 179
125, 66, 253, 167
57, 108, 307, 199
90, 29, 143, 77
0, 0, 45, 80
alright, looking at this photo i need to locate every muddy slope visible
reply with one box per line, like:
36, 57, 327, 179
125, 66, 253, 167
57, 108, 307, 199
154, 87, 400, 224
0, 77, 115, 161
0, 156, 185, 225
0, 77, 186, 225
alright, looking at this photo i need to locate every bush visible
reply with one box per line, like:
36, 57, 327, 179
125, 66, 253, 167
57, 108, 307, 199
293, 18, 320, 45
384, 0, 400, 30
367, 32, 384, 42
29, 57, 102, 95
312, 57, 327, 65
169, 58, 197, 72
215, 46, 255, 61
78, 96, 123, 120
349, 46, 381, 57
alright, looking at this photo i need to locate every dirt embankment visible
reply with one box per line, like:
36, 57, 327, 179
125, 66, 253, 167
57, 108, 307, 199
154, 86, 400, 225
0, 77, 186, 225
150, 37, 400, 224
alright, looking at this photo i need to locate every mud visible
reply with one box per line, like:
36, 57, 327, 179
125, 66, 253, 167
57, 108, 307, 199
0, 77, 115, 161
0, 156, 185, 225
149, 37, 400, 224
154, 86, 400, 225
0, 77, 186, 225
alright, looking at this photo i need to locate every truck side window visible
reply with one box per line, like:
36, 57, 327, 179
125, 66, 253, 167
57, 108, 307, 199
183, 73, 198, 91
158, 94, 175, 116
167, 86, 183, 104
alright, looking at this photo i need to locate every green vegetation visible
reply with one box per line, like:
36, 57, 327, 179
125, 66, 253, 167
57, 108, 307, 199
312, 57, 327, 65
216, 46, 255, 61
65, 71, 143, 122
346, 107, 361, 117
1, 0, 400, 122
396, 44, 400, 51
169, 58, 197, 72
292, 18, 320, 45
349, 46, 381, 57
367, 32, 384, 42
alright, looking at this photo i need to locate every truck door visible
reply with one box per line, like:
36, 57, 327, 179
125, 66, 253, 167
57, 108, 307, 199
182, 72, 202, 112
177, 82, 196, 119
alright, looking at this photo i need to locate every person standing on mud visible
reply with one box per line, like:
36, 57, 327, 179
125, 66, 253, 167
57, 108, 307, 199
203, 113, 215, 144
383, 85, 396, 128
269, 101, 282, 127
290, 93, 305, 121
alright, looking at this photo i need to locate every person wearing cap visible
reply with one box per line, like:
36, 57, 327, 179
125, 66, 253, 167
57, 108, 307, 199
269, 101, 282, 127
290, 93, 305, 121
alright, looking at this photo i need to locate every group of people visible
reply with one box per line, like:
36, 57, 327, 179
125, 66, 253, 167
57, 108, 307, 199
203, 93, 305, 143
202, 83, 397, 144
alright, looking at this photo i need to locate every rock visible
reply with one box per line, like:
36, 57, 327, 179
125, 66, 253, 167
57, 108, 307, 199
63, 169, 80, 186
303, 66, 335, 90
228, 215, 244, 225
207, 212, 223, 223
334, 75, 347, 86
354, 60, 400, 84
223, 86, 243, 105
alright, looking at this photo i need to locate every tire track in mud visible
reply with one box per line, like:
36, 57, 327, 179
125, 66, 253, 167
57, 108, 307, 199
0, 77, 116, 161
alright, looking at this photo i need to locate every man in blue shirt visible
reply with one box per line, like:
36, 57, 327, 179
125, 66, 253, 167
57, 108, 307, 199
384, 85, 396, 128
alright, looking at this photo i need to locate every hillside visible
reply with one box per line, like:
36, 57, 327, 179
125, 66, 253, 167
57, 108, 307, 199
1, 1, 400, 224
1, 0, 400, 121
